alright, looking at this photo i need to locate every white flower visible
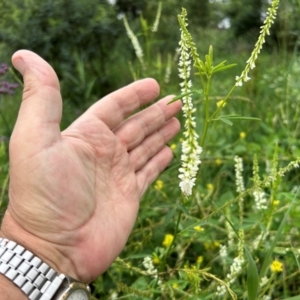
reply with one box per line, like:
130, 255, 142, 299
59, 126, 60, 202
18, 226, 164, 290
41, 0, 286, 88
227, 256, 244, 284
234, 156, 245, 193
220, 245, 228, 258
235, 0, 279, 86
260, 276, 269, 287
253, 189, 268, 210
216, 285, 226, 296
151, 2, 162, 32
123, 16, 146, 69
177, 9, 202, 197
164, 53, 172, 84
110, 292, 118, 300
142, 256, 162, 286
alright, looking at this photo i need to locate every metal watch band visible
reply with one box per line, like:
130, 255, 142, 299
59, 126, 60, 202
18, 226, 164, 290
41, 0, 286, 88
0, 237, 66, 300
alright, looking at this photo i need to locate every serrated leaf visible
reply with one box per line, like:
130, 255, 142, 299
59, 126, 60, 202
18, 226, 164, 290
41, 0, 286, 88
245, 246, 259, 300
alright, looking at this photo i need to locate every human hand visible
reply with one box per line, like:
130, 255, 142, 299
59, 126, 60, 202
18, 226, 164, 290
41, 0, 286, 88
0, 50, 181, 283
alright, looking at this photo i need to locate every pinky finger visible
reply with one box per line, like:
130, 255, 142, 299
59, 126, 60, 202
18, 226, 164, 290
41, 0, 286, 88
136, 146, 173, 197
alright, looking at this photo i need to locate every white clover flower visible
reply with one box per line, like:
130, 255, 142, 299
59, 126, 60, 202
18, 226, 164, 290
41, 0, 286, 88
164, 53, 172, 84
220, 245, 228, 258
262, 296, 271, 300
110, 292, 118, 300
123, 16, 146, 70
177, 9, 202, 197
253, 232, 268, 250
142, 256, 162, 286
234, 156, 245, 193
151, 2, 162, 32
260, 276, 269, 287
253, 189, 268, 210
142, 256, 157, 276
235, 0, 279, 86
216, 285, 226, 297
227, 256, 244, 284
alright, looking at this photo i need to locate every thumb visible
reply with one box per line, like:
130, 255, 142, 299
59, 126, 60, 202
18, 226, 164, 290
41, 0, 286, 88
10, 50, 62, 152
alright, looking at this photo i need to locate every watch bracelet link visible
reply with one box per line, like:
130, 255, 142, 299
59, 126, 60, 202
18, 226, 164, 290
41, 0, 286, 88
0, 237, 66, 300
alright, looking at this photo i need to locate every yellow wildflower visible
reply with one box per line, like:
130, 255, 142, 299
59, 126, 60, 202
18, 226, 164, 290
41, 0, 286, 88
152, 257, 160, 265
216, 100, 226, 108
273, 200, 280, 206
196, 256, 203, 264
154, 180, 164, 191
270, 260, 283, 273
194, 225, 204, 232
204, 241, 220, 250
172, 283, 178, 288
170, 143, 177, 150
215, 158, 222, 166
162, 234, 174, 247
240, 132, 246, 139
214, 241, 220, 248
206, 183, 214, 191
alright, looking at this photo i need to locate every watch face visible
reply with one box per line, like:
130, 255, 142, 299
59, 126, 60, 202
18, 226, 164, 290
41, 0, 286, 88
66, 290, 89, 300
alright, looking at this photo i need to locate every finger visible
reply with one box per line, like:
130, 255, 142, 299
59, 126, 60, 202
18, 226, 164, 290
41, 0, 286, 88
136, 146, 174, 197
115, 96, 182, 151
10, 50, 62, 151
129, 118, 180, 171
72, 78, 160, 130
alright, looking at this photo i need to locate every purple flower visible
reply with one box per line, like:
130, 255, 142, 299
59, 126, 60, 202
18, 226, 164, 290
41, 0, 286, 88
0, 64, 9, 75
0, 81, 19, 95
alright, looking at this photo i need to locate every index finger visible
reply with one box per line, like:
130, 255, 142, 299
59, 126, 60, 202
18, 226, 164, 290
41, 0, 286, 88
77, 78, 160, 130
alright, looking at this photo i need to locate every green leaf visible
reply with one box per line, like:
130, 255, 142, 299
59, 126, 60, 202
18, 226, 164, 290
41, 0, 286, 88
219, 115, 261, 121
259, 191, 298, 279
245, 246, 259, 300
212, 63, 237, 73
178, 204, 189, 215
281, 296, 300, 300
127, 253, 150, 259
218, 118, 233, 126
164, 207, 176, 227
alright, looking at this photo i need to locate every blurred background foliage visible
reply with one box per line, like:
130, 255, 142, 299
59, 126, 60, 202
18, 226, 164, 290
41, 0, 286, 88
0, 0, 299, 110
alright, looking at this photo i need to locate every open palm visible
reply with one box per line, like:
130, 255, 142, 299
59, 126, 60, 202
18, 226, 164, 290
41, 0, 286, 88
1, 50, 181, 282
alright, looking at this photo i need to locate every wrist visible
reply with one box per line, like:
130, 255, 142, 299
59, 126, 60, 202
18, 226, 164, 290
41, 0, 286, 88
0, 272, 28, 300
0, 210, 78, 281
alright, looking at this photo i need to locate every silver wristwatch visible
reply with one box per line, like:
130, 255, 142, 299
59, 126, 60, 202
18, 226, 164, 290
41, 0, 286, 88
0, 238, 91, 299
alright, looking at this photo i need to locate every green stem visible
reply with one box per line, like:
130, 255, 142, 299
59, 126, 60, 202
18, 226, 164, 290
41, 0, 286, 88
160, 210, 183, 272
0, 108, 11, 135
0, 174, 9, 209
199, 76, 211, 147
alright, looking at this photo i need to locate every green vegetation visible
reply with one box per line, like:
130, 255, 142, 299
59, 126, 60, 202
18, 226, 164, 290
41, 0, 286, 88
1, 0, 300, 299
